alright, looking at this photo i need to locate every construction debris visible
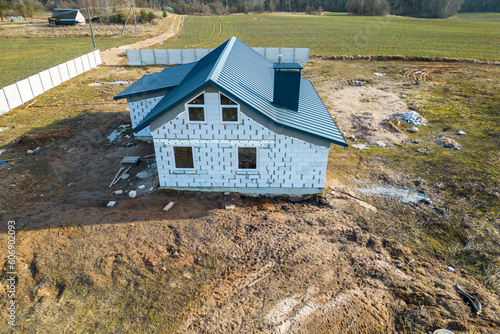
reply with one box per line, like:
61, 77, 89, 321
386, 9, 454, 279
128, 190, 137, 198
107, 201, 117, 208
163, 202, 175, 212
109, 156, 140, 188
391, 110, 427, 125
456, 284, 482, 315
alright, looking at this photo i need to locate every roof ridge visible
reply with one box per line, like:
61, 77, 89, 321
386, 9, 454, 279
207, 36, 237, 82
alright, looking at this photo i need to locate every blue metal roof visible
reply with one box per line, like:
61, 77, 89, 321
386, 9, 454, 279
133, 37, 347, 147
113, 62, 197, 100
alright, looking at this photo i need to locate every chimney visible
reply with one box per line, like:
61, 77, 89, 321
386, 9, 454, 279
273, 63, 303, 111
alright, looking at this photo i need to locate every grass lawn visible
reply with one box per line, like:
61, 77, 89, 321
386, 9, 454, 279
158, 13, 500, 61
0, 37, 142, 88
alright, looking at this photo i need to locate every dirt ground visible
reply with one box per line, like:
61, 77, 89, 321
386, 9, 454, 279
0, 55, 499, 332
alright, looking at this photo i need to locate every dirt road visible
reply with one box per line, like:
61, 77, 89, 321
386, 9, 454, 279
100, 14, 184, 66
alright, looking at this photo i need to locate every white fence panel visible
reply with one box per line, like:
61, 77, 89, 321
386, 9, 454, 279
3, 84, 22, 111
294, 48, 310, 63
0, 50, 102, 114
28, 74, 44, 97
74, 57, 84, 75
49, 66, 62, 87
93, 50, 102, 65
0, 90, 10, 115
88, 52, 97, 68
140, 50, 156, 64
167, 49, 182, 64
58, 63, 70, 82
39, 70, 54, 91
127, 47, 310, 65
16, 79, 34, 104
181, 49, 196, 63
127, 49, 142, 66
81, 55, 91, 72
67, 60, 78, 78
154, 50, 168, 64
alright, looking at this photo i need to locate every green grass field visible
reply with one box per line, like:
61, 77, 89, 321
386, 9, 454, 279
0, 37, 141, 88
159, 13, 500, 61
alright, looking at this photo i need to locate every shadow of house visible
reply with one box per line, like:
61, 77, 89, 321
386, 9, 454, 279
48, 9, 86, 26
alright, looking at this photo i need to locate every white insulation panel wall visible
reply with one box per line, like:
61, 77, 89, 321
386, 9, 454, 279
0, 50, 102, 115
127, 94, 164, 138
150, 87, 329, 194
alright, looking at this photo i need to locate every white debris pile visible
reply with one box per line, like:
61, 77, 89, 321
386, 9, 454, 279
390, 110, 427, 125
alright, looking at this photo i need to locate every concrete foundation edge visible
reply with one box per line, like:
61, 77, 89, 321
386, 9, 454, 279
158, 186, 324, 196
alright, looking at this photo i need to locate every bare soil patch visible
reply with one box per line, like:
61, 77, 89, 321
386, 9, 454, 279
0, 60, 498, 333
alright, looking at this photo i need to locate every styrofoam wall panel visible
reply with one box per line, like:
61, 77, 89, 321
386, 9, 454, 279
39, 70, 54, 91
16, 78, 34, 104
3, 83, 22, 110
28, 74, 44, 97
58, 63, 70, 82
0, 89, 10, 115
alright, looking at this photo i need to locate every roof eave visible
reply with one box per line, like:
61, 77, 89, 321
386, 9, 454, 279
133, 81, 214, 133
113, 86, 176, 101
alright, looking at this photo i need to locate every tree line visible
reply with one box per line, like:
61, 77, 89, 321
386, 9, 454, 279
0, 0, 498, 21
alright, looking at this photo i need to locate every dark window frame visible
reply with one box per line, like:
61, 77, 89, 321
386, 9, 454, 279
186, 92, 206, 123
172, 146, 195, 169
237, 146, 258, 171
219, 92, 240, 124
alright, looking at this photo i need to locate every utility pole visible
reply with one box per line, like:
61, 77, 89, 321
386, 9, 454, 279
86, 6, 96, 49
121, 5, 133, 37
132, 3, 138, 34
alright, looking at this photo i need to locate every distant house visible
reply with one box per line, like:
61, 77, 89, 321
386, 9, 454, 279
48, 9, 85, 26
7, 15, 24, 21
115, 37, 347, 195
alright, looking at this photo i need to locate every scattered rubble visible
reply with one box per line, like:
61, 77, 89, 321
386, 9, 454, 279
163, 202, 175, 212
136, 171, 153, 179
114, 190, 123, 195
107, 201, 116, 208
391, 110, 427, 125
356, 185, 428, 204
434, 136, 463, 151
352, 144, 369, 150
88, 81, 129, 87
128, 190, 137, 198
